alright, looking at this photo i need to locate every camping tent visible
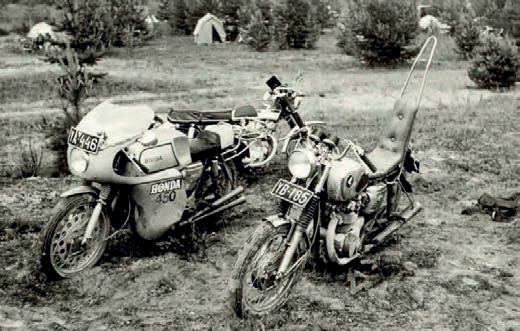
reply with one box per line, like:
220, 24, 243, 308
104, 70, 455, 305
193, 13, 226, 44
27, 22, 57, 40
419, 15, 450, 33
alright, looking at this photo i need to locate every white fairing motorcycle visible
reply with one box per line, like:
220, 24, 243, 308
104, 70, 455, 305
41, 101, 244, 279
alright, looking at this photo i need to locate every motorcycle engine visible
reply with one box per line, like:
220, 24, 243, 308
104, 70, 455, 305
327, 158, 369, 201
361, 182, 387, 215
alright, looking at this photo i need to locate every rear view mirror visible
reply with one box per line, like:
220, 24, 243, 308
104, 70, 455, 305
266, 76, 282, 90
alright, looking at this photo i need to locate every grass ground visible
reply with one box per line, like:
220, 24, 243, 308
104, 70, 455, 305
0, 32, 519, 330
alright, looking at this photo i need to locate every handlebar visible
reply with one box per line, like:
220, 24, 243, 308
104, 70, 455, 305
292, 126, 378, 173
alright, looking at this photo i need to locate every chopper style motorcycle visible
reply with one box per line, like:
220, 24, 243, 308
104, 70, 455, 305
166, 76, 325, 169
229, 37, 437, 317
40, 100, 245, 279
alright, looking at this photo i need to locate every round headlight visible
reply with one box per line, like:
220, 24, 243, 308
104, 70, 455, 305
288, 149, 317, 179
70, 148, 89, 173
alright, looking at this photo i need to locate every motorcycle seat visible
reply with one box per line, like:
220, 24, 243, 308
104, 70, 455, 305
233, 105, 258, 119
367, 97, 419, 179
167, 105, 258, 124
168, 109, 233, 124
189, 130, 222, 161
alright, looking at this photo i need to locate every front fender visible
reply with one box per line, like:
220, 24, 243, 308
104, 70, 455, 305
263, 214, 313, 250
60, 185, 98, 198
263, 214, 291, 228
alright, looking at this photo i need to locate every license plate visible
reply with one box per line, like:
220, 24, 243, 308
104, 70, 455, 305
68, 128, 101, 154
271, 179, 313, 207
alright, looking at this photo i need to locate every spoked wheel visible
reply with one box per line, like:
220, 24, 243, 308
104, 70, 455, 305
230, 222, 306, 318
242, 134, 278, 168
40, 194, 110, 279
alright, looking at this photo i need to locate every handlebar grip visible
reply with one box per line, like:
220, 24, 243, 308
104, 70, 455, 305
310, 128, 326, 141
323, 134, 339, 147
154, 115, 165, 124
360, 153, 377, 173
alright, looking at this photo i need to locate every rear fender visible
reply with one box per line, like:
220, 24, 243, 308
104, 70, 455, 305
60, 186, 98, 198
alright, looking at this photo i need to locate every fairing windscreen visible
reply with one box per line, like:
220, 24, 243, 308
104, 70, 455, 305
76, 101, 155, 147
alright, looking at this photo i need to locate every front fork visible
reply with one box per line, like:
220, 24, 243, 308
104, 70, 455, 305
277, 164, 331, 274
81, 185, 111, 245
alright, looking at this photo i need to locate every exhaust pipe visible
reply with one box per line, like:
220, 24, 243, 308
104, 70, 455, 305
192, 196, 246, 223
211, 186, 244, 208
372, 203, 423, 244
177, 187, 246, 226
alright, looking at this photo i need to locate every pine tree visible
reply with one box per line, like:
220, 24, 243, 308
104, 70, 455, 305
156, 0, 173, 22
468, 34, 519, 90
272, 0, 321, 50
173, 0, 190, 35
220, 0, 241, 41
241, 2, 271, 51
337, 0, 418, 66
453, 11, 482, 60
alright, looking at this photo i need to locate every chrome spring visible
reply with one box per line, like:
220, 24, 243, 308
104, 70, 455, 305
296, 195, 318, 228
93, 183, 111, 203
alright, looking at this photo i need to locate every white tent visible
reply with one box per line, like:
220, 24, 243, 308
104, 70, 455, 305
193, 13, 226, 44
27, 22, 57, 40
419, 15, 450, 33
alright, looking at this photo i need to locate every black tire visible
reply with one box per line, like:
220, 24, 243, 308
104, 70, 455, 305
215, 158, 236, 197
242, 134, 278, 168
198, 158, 236, 202
229, 222, 305, 318
40, 194, 110, 279
223, 159, 238, 191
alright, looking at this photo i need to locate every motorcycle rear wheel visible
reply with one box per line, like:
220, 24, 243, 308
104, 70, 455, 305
205, 159, 236, 200
229, 222, 305, 318
40, 194, 110, 279
242, 134, 278, 168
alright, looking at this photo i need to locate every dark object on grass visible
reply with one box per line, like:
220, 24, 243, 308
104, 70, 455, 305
462, 192, 520, 222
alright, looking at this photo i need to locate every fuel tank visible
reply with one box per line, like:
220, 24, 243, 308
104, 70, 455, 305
327, 158, 369, 201
126, 127, 192, 173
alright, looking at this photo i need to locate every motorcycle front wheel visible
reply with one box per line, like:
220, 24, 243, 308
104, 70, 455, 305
229, 222, 305, 318
40, 194, 110, 279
